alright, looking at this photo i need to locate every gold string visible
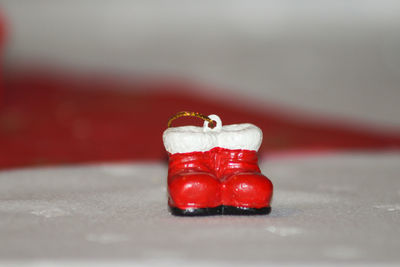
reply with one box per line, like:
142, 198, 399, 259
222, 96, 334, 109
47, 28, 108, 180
167, 111, 215, 128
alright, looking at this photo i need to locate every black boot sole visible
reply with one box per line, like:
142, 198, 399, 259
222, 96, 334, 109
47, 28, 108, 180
169, 206, 223, 216
222, 205, 271, 215
169, 205, 271, 216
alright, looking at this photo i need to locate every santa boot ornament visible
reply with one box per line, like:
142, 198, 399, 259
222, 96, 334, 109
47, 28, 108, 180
163, 111, 273, 216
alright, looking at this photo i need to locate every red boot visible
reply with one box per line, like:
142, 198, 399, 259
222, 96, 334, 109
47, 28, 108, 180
219, 148, 273, 215
163, 113, 273, 216
167, 151, 222, 216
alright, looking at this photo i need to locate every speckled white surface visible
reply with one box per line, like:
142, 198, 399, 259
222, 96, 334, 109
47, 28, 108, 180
0, 152, 399, 266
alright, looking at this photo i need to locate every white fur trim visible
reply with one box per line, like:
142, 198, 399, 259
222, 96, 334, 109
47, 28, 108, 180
163, 115, 263, 154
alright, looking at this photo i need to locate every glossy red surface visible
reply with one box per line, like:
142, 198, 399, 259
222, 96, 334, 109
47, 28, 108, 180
168, 147, 273, 209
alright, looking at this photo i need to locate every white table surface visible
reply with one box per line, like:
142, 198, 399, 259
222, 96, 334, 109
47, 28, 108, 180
1, 152, 399, 266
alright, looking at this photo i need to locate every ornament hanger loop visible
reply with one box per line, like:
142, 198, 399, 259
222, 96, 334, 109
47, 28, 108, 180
167, 111, 216, 129
203, 114, 222, 132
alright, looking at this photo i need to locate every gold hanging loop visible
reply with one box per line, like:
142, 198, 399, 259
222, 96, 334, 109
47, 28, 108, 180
167, 111, 215, 128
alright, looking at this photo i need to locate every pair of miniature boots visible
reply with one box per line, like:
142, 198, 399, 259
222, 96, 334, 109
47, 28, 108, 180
163, 113, 273, 216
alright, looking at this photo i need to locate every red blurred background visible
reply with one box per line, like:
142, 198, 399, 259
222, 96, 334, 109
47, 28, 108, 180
0, 3, 400, 169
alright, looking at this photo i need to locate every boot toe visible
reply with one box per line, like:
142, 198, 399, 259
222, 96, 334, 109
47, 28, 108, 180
168, 172, 221, 210
222, 173, 273, 209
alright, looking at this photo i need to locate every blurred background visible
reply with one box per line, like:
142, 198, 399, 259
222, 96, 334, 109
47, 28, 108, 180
0, 0, 400, 169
